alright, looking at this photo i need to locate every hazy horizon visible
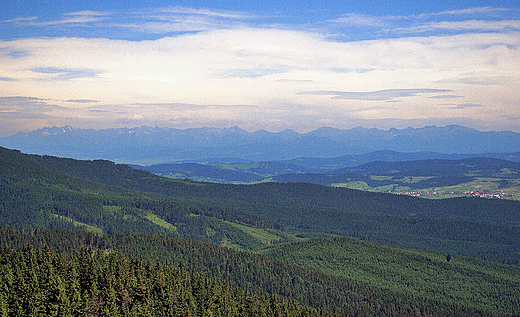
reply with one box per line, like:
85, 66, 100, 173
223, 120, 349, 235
1, 0, 519, 137
3, 123, 520, 139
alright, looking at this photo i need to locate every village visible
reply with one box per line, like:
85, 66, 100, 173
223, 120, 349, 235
399, 190, 512, 199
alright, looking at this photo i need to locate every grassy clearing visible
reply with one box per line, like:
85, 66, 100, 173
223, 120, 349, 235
333, 181, 371, 190
50, 213, 104, 235
370, 175, 393, 181
143, 212, 178, 233
226, 221, 300, 245
499, 168, 518, 175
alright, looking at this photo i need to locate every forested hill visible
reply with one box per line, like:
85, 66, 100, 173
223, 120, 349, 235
1, 225, 516, 316
2, 146, 520, 315
1, 145, 520, 264
135, 152, 520, 184
3, 146, 517, 227
336, 157, 520, 176
0, 242, 335, 317
0, 146, 287, 250
3, 146, 518, 225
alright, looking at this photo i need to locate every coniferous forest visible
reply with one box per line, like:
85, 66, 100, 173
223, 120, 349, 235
0, 243, 337, 317
1, 226, 514, 317
1, 146, 520, 316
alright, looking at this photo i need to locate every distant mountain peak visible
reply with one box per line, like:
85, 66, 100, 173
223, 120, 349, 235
227, 125, 249, 134
278, 129, 300, 136
2, 124, 520, 164
32, 125, 74, 136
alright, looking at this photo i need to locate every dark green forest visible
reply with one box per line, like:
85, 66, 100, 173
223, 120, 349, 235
1, 146, 520, 315
0, 243, 336, 317
1, 146, 519, 263
1, 225, 515, 316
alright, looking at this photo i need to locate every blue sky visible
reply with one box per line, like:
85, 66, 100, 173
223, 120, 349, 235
0, 0, 519, 136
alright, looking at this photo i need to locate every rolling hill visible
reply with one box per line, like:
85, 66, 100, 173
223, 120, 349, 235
1, 145, 520, 264
256, 237, 520, 315
136, 155, 520, 199
2, 146, 520, 315
2, 225, 518, 316
273, 157, 520, 198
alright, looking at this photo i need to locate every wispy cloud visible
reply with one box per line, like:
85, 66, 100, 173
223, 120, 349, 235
6, 11, 112, 27
2, 16, 38, 23
7, 50, 30, 59
299, 89, 452, 101
30, 67, 100, 80
154, 6, 255, 19
438, 77, 510, 86
214, 68, 288, 78
405, 20, 520, 33
449, 103, 485, 109
3, 5, 518, 40
327, 6, 520, 39
2, 6, 256, 37
66, 99, 99, 103
428, 94, 463, 99
0, 96, 63, 112
328, 13, 389, 27
426, 7, 510, 17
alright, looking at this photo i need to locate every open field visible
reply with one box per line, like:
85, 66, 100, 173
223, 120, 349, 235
334, 177, 520, 200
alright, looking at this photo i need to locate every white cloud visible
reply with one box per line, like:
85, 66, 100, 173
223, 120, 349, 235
30, 67, 100, 80
328, 13, 388, 27
2, 16, 38, 23
11, 11, 112, 27
405, 20, 520, 33
429, 7, 510, 16
154, 6, 255, 19
299, 89, 452, 101
448, 103, 486, 109
0, 5, 519, 133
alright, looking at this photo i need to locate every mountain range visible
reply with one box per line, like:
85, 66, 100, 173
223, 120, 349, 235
1, 125, 519, 164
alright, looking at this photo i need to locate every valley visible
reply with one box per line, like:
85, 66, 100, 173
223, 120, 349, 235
1, 145, 520, 316
137, 155, 520, 200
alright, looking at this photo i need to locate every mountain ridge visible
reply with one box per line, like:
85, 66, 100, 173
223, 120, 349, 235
1, 124, 520, 164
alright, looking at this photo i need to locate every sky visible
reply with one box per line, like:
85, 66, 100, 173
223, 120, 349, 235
0, 0, 519, 136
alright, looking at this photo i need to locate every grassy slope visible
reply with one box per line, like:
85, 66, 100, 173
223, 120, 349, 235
334, 177, 520, 200
256, 237, 520, 315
